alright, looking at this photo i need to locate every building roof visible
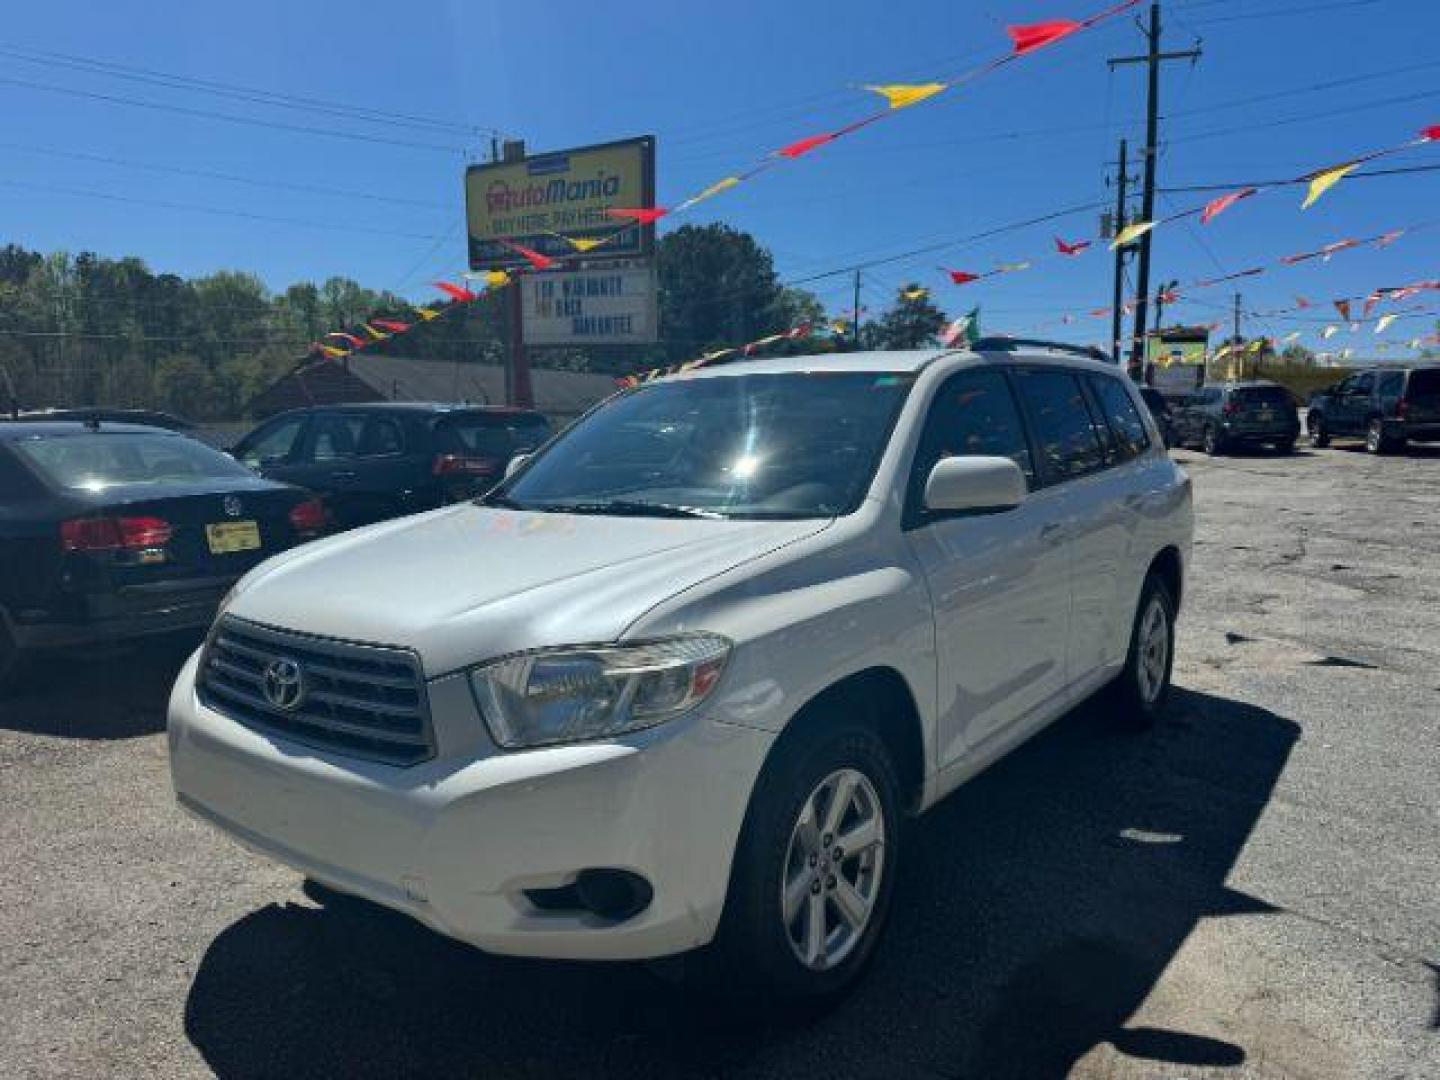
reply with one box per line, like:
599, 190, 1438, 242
245, 355, 619, 420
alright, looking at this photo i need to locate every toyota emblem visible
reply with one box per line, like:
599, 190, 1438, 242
222, 495, 243, 518
261, 657, 306, 711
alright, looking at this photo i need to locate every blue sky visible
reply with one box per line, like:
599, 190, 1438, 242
2, 0, 1437, 351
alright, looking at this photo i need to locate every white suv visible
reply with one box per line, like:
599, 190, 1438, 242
168, 344, 1192, 1001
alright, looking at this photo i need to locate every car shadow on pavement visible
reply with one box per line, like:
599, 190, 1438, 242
183, 687, 1298, 1079
0, 633, 197, 739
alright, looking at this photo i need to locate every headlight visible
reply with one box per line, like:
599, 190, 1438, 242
468, 635, 731, 749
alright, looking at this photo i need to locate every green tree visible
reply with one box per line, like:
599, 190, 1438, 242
866, 284, 948, 350
656, 224, 785, 362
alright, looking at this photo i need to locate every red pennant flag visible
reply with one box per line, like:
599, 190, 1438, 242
1362, 293, 1382, 319
324, 331, 365, 348
1420, 125, 1440, 142
1376, 229, 1405, 248
946, 269, 980, 286
433, 281, 478, 303
1159, 288, 1180, 305
372, 319, 411, 334
1294, 296, 1311, 309
605, 207, 669, 225
1054, 236, 1092, 256
1334, 299, 1351, 321
501, 240, 557, 271
776, 133, 837, 159
1200, 186, 1257, 225
1007, 19, 1082, 54
786, 322, 813, 339
1089, 307, 1111, 317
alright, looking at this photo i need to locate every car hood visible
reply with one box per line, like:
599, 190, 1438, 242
225, 503, 831, 676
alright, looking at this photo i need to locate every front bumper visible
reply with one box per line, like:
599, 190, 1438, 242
167, 651, 774, 960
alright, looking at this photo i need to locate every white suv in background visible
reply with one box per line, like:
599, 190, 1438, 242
169, 342, 1192, 1001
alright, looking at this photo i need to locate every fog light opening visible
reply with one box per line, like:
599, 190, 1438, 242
575, 869, 653, 922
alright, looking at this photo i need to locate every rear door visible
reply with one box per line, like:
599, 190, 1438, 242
1335, 373, 1374, 433
233, 414, 309, 480
904, 367, 1072, 766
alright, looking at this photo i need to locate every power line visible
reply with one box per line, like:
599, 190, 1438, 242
0, 74, 471, 154
0, 179, 445, 241
0, 42, 507, 138
1160, 162, 1440, 193
1, 142, 456, 211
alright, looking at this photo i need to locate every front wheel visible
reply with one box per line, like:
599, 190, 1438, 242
1308, 413, 1330, 448
703, 724, 900, 1005
1112, 573, 1176, 729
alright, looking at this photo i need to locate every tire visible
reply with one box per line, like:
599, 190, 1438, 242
1308, 413, 1330, 448
1111, 573, 1176, 729
700, 722, 901, 1006
1366, 417, 1395, 455
1202, 424, 1225, 456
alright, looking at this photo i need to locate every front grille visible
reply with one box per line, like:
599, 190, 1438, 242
199, 615, 434, 766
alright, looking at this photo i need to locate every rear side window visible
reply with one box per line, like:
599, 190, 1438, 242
306, 415, 363, 461
1012, 369, 1106, 481
1377, 372, 1403, 397
1087, 375, 1150, 460
1408, 369, 1440, 398
435, 414, 552, 458
909, 370, 1035, 512
356, 417, 405, 456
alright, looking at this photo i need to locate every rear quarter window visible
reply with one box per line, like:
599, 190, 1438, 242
1408, 369, 1440, 397
435, 414, 552, 457
1233, 387, 1294, 406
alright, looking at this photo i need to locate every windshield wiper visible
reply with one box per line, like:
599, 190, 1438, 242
479, 493, 530, 510
539, 499, 724, 520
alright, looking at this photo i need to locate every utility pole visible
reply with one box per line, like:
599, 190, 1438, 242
852, 269, 862, 348
1109, 2, 1201, 373
1233, 291, 1243, 378
1108, 138, 1133, 365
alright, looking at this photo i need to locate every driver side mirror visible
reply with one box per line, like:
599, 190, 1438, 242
923, 456, 1027, 515
504, 452, 530, 479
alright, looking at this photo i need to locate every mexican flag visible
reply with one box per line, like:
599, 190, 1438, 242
941, 306, 981, 348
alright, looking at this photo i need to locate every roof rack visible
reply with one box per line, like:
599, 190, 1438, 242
969, 336, 1115, 365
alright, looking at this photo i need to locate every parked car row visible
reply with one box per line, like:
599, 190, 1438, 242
1134, 364, 1440, 457
0, 403, 553, 689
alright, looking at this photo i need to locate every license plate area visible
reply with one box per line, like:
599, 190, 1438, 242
206, 520, 261, 554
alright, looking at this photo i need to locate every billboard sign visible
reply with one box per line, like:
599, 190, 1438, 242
465, 137, 655, 269
520, 263, 658, 346
1146, 327, 1209, 394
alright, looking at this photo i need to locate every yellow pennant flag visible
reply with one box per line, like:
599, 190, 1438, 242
361, 323, 388, 341
1375, 313, 1398, 334
317, 344, 347, 358
1302, 161, 1360, 209
415, 306, 441, 321
676, 176, 741, 211
485, 270, 511, 288
1110, 220, 1155, 249
556, 234, 610, 253
865, 83, 947, 110
997, 261, 1031, 273
901, 287, 928, 301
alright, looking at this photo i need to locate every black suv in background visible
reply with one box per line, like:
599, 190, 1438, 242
1169, 380, 1301, 455
1137, 386, 1176, 448
1306, 365, 1440, 454
230, 403, 553, 530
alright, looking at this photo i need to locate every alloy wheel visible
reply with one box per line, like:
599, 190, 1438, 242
1366, 420, 1383, 454
781, 767, 886, 972
1135, 595, 1170, 705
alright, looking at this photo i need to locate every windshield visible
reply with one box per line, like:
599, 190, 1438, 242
14, 432, 255, 491
494, 371, 915, 519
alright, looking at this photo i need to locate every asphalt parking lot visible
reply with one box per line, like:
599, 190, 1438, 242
2, 438, 1437, 1079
